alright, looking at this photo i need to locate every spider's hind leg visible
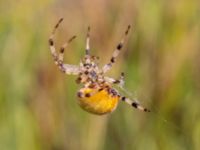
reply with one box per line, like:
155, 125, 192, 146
84, 26, 92, 65
120, 96, 150, 112
105, 72, 125, 88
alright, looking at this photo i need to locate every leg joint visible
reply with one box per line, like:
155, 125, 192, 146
49, 39, 54, 46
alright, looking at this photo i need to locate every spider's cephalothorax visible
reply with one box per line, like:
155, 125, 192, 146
49, 18, 150, 115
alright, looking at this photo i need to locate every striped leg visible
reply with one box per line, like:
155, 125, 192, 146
85, 26, 91, 64
102, 25, 131, 73
49, 18, 64, 63
121, 96, 150, 112
48, 18, 79, 75
58, 35, 76, 64
86, 26, 90, 56
105, 72, 125, 87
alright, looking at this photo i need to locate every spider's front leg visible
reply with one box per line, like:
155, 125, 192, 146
49, 18, 80, 75
102, 25, 131, 73
84, 26, 94, 65
85, 26, 90, 56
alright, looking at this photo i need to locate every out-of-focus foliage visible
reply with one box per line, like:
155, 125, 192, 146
0, 0, 199, 150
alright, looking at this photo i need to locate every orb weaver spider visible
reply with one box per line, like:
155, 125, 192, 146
48, 18, 150, 115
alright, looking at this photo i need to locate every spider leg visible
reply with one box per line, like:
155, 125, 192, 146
102, 25, 131, 73
49, 18, 63, 62
58, 36, 76, 63
120, 96, 150, 112
86, 26, 90, 56
105, 72, 125, 87
85, 26, 91, 64
49, 18, 80, 75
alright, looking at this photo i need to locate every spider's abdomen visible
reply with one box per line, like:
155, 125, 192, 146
77, 88, 119, 115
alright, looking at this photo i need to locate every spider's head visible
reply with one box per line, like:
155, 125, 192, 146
76, 55, 102, 85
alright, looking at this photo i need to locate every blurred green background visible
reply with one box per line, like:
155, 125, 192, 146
0, 0, 200, 150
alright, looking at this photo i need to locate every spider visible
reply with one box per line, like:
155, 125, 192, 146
48, 18, 150, 115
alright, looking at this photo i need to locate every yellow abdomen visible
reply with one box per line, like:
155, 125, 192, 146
77, 88, 120, 115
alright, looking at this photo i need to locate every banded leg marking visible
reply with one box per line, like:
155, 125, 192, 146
49, 18, 64, 65
105, 72, 125, 87
85, 26, 91, 64
121, 96, 150, 112
102, 25, 131, 73
58, 36, 76, 63
48, 18, 79, 75
86, 26, 90, 56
